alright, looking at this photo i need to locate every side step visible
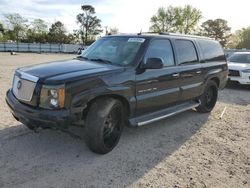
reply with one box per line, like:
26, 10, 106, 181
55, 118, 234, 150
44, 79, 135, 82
129, 101, 200, 126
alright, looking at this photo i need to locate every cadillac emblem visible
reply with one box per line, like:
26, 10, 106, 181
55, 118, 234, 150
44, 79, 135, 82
17, 80, 22, 90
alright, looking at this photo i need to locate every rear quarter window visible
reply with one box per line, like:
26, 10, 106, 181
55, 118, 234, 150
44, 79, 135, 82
175, 39, 198, 65
198, 39, 225, 62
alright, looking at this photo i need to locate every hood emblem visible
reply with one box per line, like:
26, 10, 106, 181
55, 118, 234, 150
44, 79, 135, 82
17, 80, 22, 90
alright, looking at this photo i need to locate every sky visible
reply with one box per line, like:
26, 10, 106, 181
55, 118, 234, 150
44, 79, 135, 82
0, 0, 249, 33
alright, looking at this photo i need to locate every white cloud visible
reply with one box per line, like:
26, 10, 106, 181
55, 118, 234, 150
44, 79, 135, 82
0, 0, 249, 33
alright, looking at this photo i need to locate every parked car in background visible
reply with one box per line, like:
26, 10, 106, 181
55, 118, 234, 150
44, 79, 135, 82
77, 47, 85, 55
228, 52, 250, 85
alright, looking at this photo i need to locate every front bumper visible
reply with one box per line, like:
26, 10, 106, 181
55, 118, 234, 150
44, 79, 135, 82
228, 72, 250, 85
6, 89, 73, 129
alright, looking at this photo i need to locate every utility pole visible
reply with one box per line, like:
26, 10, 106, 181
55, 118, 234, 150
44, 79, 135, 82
104, 26, 108, 35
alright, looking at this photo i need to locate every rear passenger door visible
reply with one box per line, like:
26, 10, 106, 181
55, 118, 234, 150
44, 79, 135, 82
175, 39, 204, 101
135, 38, 181, 116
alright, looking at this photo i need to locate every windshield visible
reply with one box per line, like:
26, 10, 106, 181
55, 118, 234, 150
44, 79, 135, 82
80, 37, 145, 66
229, 53, 250, 64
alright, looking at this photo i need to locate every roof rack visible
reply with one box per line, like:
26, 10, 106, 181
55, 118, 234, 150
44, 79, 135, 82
110, 32, 213, 40
136, 31, 212, 40
159, 32, 213, 40
137, 32, 159, 35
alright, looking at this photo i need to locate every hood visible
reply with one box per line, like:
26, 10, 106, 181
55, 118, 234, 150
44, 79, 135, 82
228, 61, 250, 70
18, 59, 123, 83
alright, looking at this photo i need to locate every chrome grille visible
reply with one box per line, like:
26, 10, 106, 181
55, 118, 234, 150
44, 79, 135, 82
12, 74, 37, 102
229, 70, 240, 77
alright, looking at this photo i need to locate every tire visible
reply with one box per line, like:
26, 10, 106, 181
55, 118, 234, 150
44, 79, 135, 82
196, 80, 218, 113
85, 98, 124, 154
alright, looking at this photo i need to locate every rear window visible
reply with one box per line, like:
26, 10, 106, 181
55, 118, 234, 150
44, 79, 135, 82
198, 40, 225, 62
228, 53, 250, 64
175, 40, 198, 65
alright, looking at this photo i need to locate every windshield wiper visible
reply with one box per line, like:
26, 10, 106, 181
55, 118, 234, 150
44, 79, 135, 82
89, 58, 113, 65
76, 56, 89, 60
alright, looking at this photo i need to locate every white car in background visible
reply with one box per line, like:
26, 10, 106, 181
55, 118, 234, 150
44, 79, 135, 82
228, 52, 250, 85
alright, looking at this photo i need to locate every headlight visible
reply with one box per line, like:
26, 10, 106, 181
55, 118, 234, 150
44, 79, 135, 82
39, 85, 65, 109
242, 69, 250, 73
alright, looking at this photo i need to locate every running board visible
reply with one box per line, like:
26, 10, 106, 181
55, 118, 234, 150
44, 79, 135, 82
129, 101, 200, 126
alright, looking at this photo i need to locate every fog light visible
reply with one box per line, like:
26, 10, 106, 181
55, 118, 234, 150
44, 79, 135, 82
50, 98, 59, 107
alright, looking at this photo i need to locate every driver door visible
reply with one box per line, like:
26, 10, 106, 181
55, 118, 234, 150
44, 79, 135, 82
135, 39, 181, 116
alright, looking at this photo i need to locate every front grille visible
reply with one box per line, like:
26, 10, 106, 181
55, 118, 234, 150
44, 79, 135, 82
229, 70, 240, 77
12, 75, 37, 102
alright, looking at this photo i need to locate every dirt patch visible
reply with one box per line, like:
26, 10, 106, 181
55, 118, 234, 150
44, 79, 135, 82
0, 52, 249, 188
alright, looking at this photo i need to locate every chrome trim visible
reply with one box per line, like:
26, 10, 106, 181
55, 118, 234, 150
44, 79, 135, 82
16, 70, 39, 82
12, 76, 37, 102
181, 82, 203, 90
172, 73, 180, 77
137, 103, 200, 126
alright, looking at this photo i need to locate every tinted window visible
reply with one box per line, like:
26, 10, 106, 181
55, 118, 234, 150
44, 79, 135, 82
81, 37, 144, 66
175, 40, 198, 65
145, 39, 175, 67
229, 53, 250, 64
198, 39, 225, 62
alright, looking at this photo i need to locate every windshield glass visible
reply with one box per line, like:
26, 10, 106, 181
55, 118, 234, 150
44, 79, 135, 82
80, 37, 145, 66
229, 53, 250, 64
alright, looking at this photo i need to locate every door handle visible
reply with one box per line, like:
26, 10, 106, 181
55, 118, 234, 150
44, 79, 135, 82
172, 73, 180, 78
196, 70, 202, 74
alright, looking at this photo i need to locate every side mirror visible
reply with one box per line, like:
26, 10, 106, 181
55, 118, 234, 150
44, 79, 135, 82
142, 58, 164, 69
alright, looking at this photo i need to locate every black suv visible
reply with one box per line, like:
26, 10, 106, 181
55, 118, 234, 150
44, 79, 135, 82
6, 33, 228, 154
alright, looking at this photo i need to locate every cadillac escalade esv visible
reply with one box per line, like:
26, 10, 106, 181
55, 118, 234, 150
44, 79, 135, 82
6, 33, 228, 154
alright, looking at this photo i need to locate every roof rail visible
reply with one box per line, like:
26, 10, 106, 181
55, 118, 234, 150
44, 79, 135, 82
137, 32, 159, 35
117, 32, 213, 40
159, 32, 213, 40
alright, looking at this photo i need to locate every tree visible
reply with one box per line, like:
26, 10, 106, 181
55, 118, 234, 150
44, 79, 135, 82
64, 34, 76, 44
47, 21, 75, 44
25, 19, 48, 43
0, 22, 6, 42
150, 6, 178, 33
5, 13, 28, 42
25, 29, 48, 43
109, 27, 119, 35
48, 21, 67, 43
226, 34, 240, 49
31, 19, 48, 33
176, 5, 202, 34
0, 22, 4, 34
201, 19, 231, 47
76, 5, 102, 44
150, 5, 202, 34
236, 27, 250, 49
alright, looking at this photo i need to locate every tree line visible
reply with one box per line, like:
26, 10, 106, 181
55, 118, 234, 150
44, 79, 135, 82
0, 5, 117, 45
0, 14, 76, 44
0, 4, 249, 48
149, 5, 250, 48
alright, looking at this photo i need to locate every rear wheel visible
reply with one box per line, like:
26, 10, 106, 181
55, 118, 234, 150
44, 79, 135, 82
196, 80, 218, 113
85, 98, 124, 154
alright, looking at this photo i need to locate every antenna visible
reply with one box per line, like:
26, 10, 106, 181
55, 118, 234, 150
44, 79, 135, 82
137, 29, 142, 35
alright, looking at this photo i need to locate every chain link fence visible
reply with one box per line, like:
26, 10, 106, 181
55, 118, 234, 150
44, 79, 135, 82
0, 42, 85, 53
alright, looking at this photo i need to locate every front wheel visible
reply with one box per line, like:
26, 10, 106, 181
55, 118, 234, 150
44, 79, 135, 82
196, 80, 218, 113
85, 98, 124, 154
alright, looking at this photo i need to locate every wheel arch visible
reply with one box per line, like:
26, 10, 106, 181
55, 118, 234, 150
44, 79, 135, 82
210, 77, 220, 88
82, 94, 131, 119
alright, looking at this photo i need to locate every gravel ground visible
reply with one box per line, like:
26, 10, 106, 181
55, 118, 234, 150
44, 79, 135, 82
0, 52, 249, 188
